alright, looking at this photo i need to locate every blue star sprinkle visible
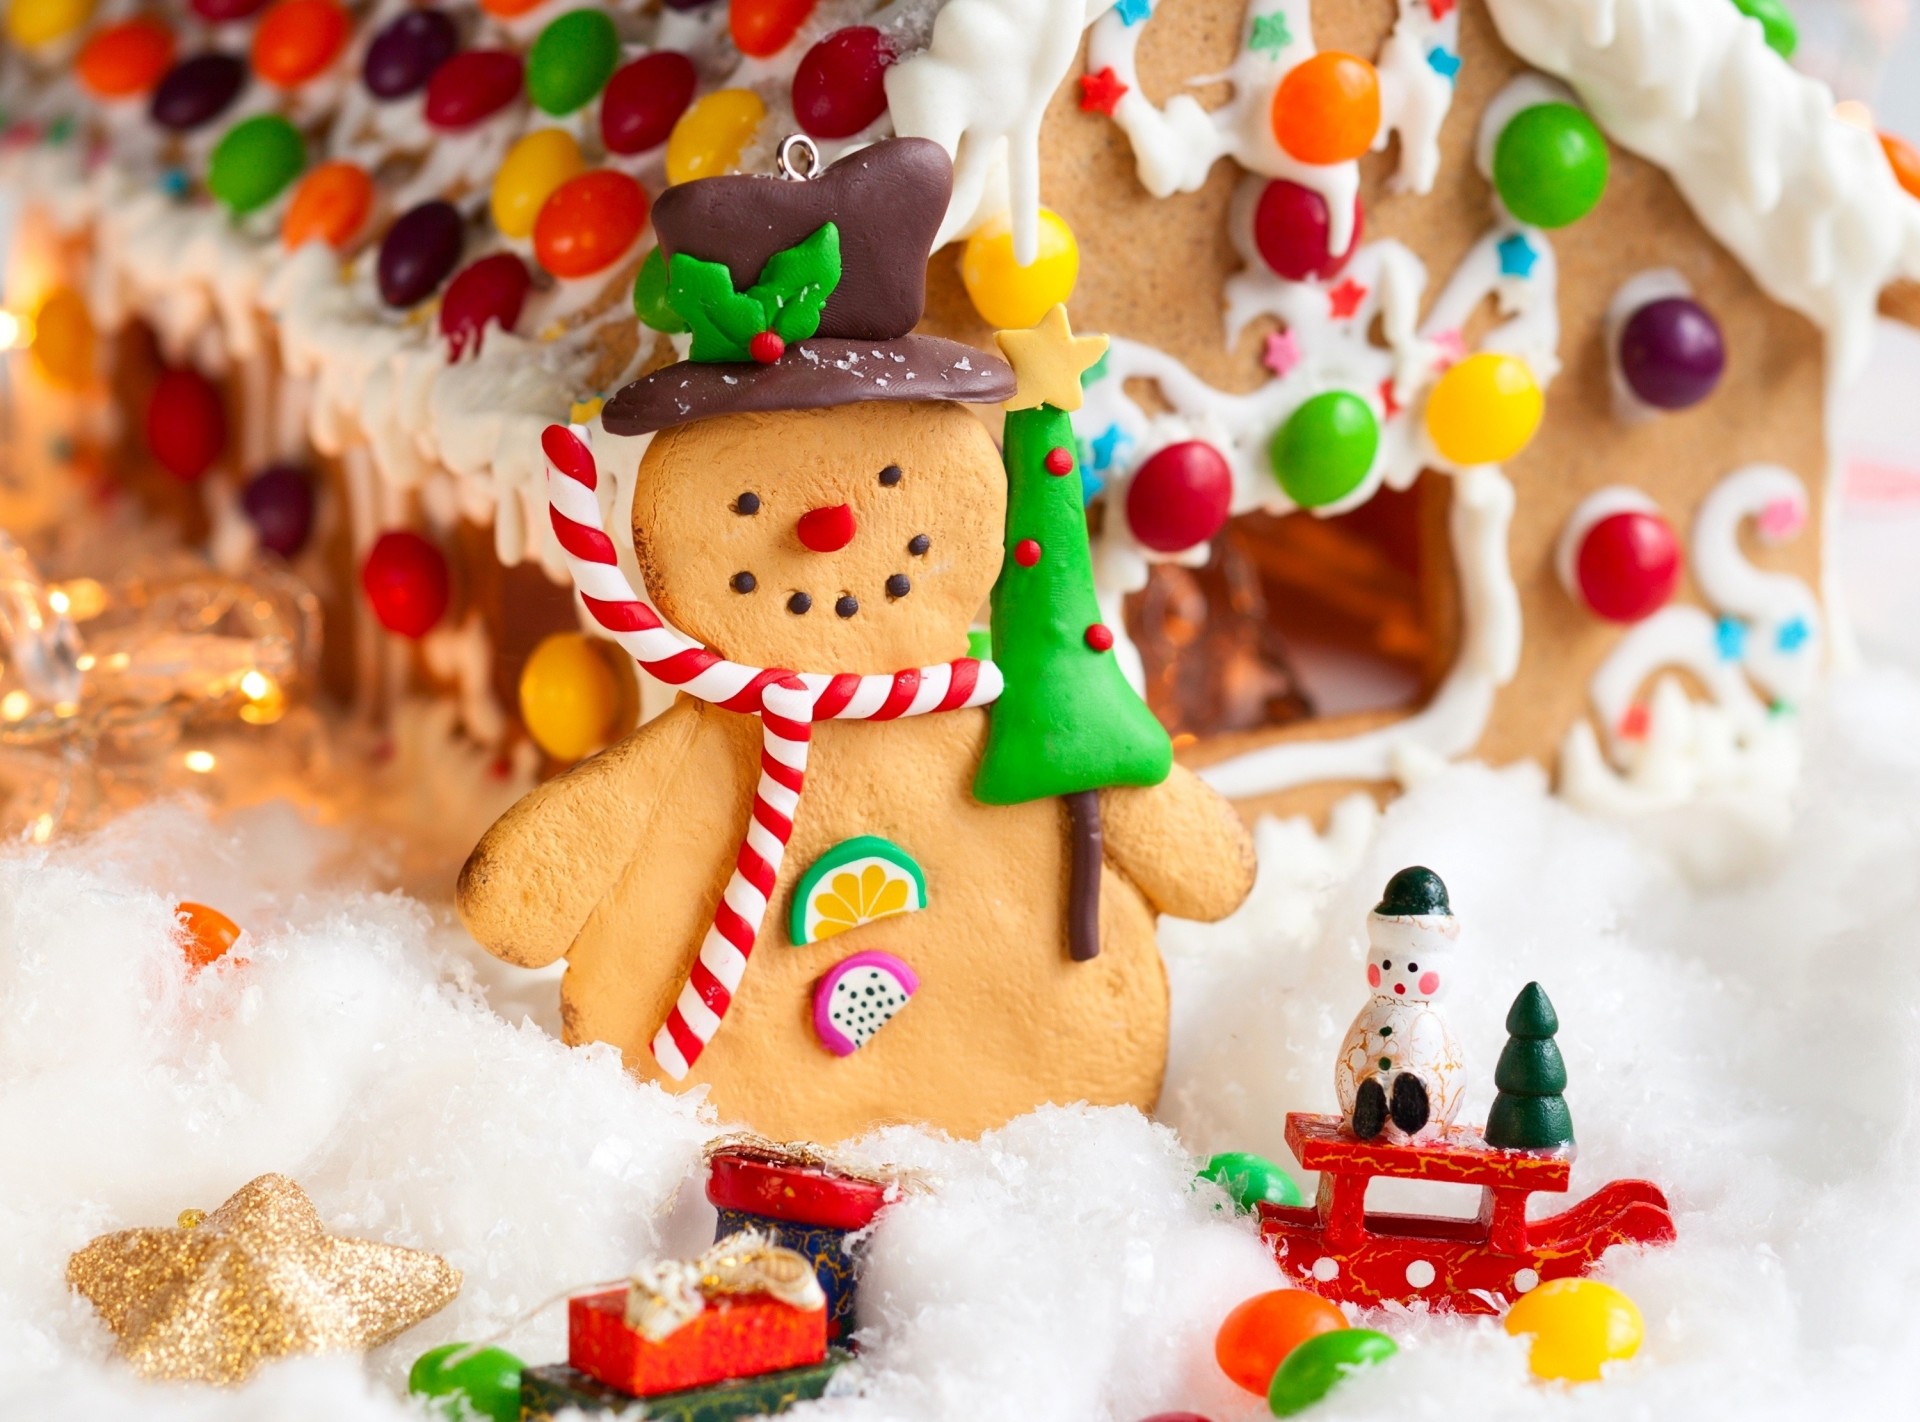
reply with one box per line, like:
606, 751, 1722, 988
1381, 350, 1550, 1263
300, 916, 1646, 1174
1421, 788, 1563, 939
1715, 616, 1748, 662
1497, 232, 1538, 278
1775, 615, 1811, 653
1116, 0, 1153, 25
1090, 422, 1133, 472
1427, 46, 1461, 81
159, 168, 191, 198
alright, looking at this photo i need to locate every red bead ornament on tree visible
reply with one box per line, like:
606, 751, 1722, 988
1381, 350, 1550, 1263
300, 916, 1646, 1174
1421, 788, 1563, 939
1084, 623, 1114, 651
1043, 446, 1074, 475
145, 367, 227, 481
440, 253, 532, 359
1125, 440, 1234, 553
793, 28, 896, 139
600, 51, 697, 155
1013, 538, 1041, 567
1555, 487, 1681, 623
424, 51, 525, 131
533, 170, 648, 279
362, 530, 451, 638
1254, 179, 1361, 283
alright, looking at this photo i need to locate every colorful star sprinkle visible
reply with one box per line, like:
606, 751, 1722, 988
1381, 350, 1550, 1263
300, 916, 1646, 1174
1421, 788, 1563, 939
1427, 47, 1461, 80
1116, 0, 1153, 26
996, 303, 1109, 413
1716, 616, 1748, 661
1248, 12, 1292, 57
1262, 328, 1301, 377
1757, 496, 1806, 540
1079, 66, 1130, 116
1619, 704, 1650, 740
1327, 278, 1368, 319
1428, 0, 1457, 18
1090, 422, 1133, 471
1497, 232, 1538, 277
1378, 375, 1402, 419
1776, 615, 1811, 652
1430, 328, 1467, 366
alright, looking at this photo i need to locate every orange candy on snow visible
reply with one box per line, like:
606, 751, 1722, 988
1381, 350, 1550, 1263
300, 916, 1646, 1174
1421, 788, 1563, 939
251, 0, 350, 89
731, 0, 818, 58
77, 17, 176, 99
1271, 52, 1380, 165
282, 161, 373, 251
1214, 1289, 1348, 1395
534, 170, 648, 280
1880, 132, 1920, 201
176, 901, 243, 969
478, 0, 547, 14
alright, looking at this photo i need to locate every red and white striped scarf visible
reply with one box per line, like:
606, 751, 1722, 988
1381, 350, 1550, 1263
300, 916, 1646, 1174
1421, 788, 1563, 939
542, 425, 1002, 1080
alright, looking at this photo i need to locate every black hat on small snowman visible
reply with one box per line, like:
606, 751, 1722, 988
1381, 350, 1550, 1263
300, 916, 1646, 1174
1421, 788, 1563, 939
1368, 866, 1459, 985
602, 137, 1015, 437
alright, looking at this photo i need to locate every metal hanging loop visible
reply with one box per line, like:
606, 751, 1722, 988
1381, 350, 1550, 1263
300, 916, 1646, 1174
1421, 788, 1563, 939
776, 134, 820, 182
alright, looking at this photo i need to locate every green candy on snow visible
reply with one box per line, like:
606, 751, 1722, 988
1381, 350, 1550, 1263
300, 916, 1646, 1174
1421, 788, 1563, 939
1199, 1151, 1303, 1213
207, 115, 304, 217
408, 1342, 525, 1422
1267, 1328, 1398, 1417
527, 9, 621, 117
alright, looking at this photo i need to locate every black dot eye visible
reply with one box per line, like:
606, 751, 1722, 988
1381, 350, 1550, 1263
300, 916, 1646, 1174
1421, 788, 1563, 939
787, 592, 811, 614
1382, 961, 1392, 970
1407, 962, 1417, 972
878, 465, 902, 487
835, 595, 859, 618
885, 573, 911, 599
730, 571, 756, 594
734, 493, 760, 515
908, 533, 930, 556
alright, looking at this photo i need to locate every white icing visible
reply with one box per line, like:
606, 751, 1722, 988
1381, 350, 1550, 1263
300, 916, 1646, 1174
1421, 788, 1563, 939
1484, 0, 1920, 386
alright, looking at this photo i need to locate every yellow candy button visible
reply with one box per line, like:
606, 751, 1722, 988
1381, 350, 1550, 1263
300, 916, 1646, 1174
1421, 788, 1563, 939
1424, 351, 1543, 466
960, 208, 1079, 331
666, 89, 766, 186
8, 0, 95, 47
492, 129, 586, 241
1504, 1278, 1644, 1383
519, 632, 626, 762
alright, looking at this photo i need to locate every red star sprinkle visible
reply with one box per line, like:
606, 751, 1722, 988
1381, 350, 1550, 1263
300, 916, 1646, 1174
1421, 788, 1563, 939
1378, 376, 1401, 420
1619, 704, 1650, 740
1327, 279, 1368, 319
1429, 0, 1456, 19
1078, 66, 1130, 117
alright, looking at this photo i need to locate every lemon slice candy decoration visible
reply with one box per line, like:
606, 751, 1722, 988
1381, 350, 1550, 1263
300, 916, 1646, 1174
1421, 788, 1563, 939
790, 836, 927, 946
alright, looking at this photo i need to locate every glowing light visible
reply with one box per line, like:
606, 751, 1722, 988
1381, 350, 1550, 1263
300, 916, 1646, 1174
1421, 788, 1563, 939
47, 588, 70, 615
237, 670, 286, 724
239, 670, 271, 699
183, 750, 217, 773
0, 310, 32, 351
52, 578, 107, 619
0, 691, 31, 721
74, 654, 95, 671
28, 814, 53, 844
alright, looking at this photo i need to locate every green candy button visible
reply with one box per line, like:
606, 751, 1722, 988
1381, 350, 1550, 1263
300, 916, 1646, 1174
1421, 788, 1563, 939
1268, 1328, 1398, 1417
207, 114, 304, 217
1491, 103, 1609, 229
528, 9, 620, 117
408, 1342, 525, 1422
1199, 1151, 1303, 1214
1269, 391, 1378, 508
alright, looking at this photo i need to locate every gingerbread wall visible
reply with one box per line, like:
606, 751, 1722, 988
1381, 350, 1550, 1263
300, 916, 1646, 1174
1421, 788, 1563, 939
918, 0, 1827, 820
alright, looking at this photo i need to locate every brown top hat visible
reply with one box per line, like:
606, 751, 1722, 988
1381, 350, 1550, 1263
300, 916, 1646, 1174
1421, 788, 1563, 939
601, 138, 1014, 438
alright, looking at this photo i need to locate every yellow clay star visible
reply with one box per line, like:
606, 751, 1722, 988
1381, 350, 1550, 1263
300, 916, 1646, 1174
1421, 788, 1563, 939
67, 1174, 461, 1384
995, 304, 1108, 414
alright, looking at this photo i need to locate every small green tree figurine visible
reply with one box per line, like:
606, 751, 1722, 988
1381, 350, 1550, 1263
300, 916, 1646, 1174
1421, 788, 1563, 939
974, 306, 1173, 961
1484, 982, 1575, 1150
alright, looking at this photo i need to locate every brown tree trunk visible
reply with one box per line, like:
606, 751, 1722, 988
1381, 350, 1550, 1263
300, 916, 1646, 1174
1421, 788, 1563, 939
1065, 789, 1102, 962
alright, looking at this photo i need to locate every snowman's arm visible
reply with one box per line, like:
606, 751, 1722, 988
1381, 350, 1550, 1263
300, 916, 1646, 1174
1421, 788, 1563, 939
457, 702, 703, 968
1099, 765, 1256, 922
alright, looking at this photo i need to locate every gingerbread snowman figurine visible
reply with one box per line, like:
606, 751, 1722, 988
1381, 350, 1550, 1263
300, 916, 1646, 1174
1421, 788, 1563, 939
1336, 866, 1467, 1143
457, 139, 1256, 1143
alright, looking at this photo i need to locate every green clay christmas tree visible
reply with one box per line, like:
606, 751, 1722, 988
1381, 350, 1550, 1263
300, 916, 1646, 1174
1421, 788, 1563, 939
1484, 982, 1576, 1151
973, 306, 1172, 960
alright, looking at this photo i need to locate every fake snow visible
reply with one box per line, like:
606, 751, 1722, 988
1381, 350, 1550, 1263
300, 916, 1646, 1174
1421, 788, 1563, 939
4, 664, 1920, 1419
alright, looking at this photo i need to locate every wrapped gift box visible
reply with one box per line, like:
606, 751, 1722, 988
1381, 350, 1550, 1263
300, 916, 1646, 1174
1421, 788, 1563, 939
568, 1287, 826, 1398
521, 1351, 852, 1421
706, 1145, 890, 1341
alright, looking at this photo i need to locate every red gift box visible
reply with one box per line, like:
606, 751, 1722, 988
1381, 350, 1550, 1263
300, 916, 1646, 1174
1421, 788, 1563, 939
568, 1288, 828, 1399
706, 1148, 888, 1230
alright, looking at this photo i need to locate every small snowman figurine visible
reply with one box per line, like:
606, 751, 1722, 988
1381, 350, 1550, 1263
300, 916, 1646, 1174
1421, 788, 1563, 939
1335, 866, 1466, 1143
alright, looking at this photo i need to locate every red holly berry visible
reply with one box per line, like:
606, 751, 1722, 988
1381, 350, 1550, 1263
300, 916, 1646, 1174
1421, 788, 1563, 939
749, 330, 786, 364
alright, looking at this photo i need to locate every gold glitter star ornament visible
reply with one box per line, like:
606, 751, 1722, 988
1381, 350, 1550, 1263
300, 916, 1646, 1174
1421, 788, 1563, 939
995, 304, 1108, 413
67, 1173, 461, 1384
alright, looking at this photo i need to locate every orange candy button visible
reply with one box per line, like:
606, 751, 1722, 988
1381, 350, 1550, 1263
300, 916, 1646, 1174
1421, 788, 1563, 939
533, 170, 649, 280
252, 0, 350, 88
77, 17, 176, 99
283, 161, 373, 250
176, 901, 243, 970
1881, 132, 1920, 201
1271, 51, 1381, 165
1214, 1289, 1348, 1396
731, 0, 818, 58
479, 0, 547, 14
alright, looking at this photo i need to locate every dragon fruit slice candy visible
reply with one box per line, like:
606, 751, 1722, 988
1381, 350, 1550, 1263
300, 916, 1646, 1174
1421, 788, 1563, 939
812, 950, 919, 1057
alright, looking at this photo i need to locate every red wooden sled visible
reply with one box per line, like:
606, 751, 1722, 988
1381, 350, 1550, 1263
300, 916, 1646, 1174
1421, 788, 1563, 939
1257, 1113, 1676, 1315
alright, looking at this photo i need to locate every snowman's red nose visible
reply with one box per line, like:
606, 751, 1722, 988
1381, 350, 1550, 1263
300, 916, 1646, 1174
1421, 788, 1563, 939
797, 503, 855, 553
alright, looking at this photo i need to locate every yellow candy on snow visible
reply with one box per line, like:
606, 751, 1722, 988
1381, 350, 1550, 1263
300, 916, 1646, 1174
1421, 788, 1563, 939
961, 209, 1079, 331
1424, 352, 1544, 466
7, 0, 94, 47
666, 89, 766, 186
491, 129, 586, 241
31, 287, 96, 391
518, 632, 626, 762
1504, 1278, 1644, 1383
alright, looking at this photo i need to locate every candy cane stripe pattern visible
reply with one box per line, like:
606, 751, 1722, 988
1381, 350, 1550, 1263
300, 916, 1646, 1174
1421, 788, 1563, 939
542, 424, 1002, 1080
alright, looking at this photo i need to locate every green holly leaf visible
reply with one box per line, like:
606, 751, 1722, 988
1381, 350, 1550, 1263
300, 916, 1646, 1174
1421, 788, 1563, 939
666, 251, 765, 362
746, 223, 841, 345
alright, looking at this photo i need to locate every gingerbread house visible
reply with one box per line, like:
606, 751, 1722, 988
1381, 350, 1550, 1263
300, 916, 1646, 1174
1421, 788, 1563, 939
2, 0, 1915, 841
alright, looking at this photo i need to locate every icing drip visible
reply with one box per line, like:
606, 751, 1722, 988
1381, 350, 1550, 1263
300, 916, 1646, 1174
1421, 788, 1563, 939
1483, 0, 1920, 385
